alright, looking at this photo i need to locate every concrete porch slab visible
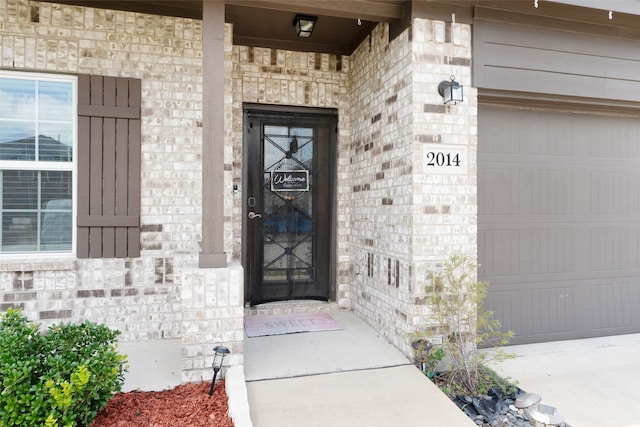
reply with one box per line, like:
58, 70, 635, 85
244, 310, 475, 427
244, 310, 409, 381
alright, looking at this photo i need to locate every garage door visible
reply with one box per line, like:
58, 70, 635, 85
478, 105, 640, 344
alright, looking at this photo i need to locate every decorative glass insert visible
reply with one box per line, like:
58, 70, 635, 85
262, 125, 315, 283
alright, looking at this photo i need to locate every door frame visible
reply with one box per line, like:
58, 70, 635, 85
241, 103, 338, 305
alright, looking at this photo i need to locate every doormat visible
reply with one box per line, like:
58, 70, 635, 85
244, 312, 342, 337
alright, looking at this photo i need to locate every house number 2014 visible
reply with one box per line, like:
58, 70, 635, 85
426, 152, 460, 167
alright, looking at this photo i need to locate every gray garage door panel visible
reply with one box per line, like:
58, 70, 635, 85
479, 106, 640, 344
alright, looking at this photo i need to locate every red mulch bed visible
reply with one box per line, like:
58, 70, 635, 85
91, 381, 234, 427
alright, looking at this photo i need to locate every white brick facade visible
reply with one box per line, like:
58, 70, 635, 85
0, 0, 477, 384
0, 0, 243, 383
348, 20, 476, 353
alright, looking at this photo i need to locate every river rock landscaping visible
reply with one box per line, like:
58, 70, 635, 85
413, 256, 572, 427
450, 386, 570, 427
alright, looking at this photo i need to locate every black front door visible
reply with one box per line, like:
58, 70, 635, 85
244, 107, 336, 305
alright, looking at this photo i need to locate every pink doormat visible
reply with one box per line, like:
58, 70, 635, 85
244, 312, 342, 337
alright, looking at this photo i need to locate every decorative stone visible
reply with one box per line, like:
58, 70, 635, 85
526, 403, 565, 426
515, 392, 542, 409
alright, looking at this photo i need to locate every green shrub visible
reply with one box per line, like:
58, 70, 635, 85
0, 308, 127, 427
416, 254, 515, 396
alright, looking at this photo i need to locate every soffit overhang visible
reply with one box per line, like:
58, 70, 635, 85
39, 0, 409, 55
39, 1, 640, 54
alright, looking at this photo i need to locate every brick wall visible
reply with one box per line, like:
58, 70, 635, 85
0, 0, 479, 378
348, 23, 415, 350
0, 0, 243, 382
348, 19, 476, 354
410, 18, 477, 348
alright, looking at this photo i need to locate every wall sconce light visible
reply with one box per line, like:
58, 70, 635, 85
438, 76, 464, 105
208, 345, 230, 396
293, 14, 317, 38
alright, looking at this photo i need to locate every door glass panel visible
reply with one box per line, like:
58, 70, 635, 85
262, 125, 314, 284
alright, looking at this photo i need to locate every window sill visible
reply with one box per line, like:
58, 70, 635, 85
0, 255, 76, 272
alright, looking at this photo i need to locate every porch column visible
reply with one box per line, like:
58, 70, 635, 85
199, 0, 227, 268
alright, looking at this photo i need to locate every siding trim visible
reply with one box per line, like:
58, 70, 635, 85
479, 90, 640, 118
473, 18, 640, 102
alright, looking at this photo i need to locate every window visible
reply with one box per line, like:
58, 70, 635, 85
0, 72, 76, 254
0, 72, 141, 258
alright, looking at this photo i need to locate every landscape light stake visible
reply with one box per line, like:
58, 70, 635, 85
411, 339, 433, 373
208, 345, 230, 396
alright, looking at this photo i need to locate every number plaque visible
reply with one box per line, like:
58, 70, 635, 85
423, 145, 468, 175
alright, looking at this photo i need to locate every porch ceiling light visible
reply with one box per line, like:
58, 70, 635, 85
293, 14, 317, 38
438, 75, 464, 105
208, 345, 230, 396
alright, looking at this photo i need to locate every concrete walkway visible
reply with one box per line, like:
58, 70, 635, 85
118, 309, 640, 427
244, 310, 475, 427
489, 334, 640, 427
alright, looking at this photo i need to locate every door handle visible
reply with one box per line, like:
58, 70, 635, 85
248, 211, 262, 219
